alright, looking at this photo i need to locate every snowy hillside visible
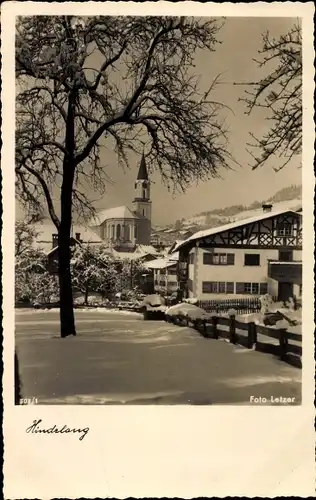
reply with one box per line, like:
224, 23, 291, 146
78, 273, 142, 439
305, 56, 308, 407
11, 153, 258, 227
153, 185, 302, 244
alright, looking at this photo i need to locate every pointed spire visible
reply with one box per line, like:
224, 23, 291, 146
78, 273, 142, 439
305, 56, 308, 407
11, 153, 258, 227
137, 152, 148, 180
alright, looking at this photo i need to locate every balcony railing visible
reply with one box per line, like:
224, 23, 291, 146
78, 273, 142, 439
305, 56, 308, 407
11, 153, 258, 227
268, 260, 302, 281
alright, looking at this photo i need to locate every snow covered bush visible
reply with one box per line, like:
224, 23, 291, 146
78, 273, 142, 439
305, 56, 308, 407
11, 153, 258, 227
15, 247, 59, 304
71, 244, 118, 304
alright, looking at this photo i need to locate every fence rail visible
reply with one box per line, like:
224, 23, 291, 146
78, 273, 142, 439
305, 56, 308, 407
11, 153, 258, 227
168, 312, 302, 368
198, 298, 261, 314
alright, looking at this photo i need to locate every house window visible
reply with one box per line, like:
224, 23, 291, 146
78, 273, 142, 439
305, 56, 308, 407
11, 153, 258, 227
259, 282, 268, 295
219, 254, 227, 265
244, 254, 260, 266
203, 252, 212, 264
168, 268, 177, 275
279, 250, 293, 261
218, 282, 226, 293
236, 282, 261, 295
202, 282, 234, 294
203, 252, 235, 265
276, 222, 293, 236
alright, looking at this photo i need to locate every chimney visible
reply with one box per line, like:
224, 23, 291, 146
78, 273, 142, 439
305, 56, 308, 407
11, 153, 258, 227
75, 232, 81, 242
52, 233, 58, 249
262, 203, 273, 213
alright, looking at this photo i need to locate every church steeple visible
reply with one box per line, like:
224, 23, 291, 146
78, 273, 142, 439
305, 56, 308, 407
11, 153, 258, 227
133, 153, 152, 245
134, 153, 150, 202
137, 152, 148, 181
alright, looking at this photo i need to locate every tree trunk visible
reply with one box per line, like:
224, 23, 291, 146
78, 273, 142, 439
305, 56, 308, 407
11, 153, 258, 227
58, 88, 77, 338
58, 215, 76, 337
84, 286, 89, 306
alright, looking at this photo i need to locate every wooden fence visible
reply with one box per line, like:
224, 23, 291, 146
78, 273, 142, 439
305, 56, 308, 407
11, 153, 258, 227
169, 313, 302, 369
198, 298, 261, 314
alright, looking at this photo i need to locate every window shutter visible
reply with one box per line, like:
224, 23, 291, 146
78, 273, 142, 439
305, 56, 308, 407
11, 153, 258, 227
226, 282, 234, 293
259, 282, 268, 295
236, 282, 244, 294
227, 253, 235, 265
203, 253, 212, 265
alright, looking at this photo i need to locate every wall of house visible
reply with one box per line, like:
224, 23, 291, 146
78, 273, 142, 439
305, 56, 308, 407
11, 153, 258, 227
135, 218, 151, 245
187, 246, 302, 299
153, 265, 178, 293
100, 218, 136, 246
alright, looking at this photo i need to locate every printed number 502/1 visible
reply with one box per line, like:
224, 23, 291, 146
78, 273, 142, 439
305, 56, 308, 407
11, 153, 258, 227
20, 397, 38, 405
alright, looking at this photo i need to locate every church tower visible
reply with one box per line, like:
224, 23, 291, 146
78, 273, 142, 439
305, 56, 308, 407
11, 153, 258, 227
132, 153, 152, 245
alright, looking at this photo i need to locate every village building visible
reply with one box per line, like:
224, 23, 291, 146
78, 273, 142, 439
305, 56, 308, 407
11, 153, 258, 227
144, 253, 179, 295
29, 153, 160, 268
89, 152, 152, 250
174, 204, 302, 302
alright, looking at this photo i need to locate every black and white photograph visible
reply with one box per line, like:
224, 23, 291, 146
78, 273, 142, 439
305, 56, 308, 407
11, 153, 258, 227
2, 1, 315, 498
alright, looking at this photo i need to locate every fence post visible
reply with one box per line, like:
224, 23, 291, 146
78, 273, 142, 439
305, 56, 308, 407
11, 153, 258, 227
202, 318, 207, 337
229, 315, 237, 344
279, 328, 288, 361
247, 322, 256, 349
211, 316, 218, 339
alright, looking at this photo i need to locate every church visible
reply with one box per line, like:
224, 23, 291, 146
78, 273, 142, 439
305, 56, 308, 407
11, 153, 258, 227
89, 153, 153, 251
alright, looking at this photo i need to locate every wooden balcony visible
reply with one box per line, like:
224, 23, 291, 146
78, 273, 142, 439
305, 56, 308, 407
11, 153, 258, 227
268, 260, 302, 283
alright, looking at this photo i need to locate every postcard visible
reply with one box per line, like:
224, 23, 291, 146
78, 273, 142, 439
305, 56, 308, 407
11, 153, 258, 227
2, 1, 315, 497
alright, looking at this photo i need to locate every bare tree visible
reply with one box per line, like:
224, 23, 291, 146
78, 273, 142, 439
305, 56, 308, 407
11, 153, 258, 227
16, 15, 232, 337
15, 220, 38, 258
236, 24, 302, 171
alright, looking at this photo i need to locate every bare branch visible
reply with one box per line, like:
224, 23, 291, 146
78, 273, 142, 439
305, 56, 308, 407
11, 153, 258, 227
235, 23, 302, 170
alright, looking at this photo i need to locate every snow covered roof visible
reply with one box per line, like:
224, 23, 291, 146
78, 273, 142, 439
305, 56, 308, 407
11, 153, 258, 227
169, 251, 179, 261
175, 208, 302, 251
137, 244, 160, 256
108, 244, 160, 261
33, 219, 103, 252
168, 240, 183, 254
144, 258, 178, 270
90, 205, 138, 225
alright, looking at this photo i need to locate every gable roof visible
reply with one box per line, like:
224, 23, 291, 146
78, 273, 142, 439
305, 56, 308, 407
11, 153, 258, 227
90, 205, 138, 226
175, 208, 302, 252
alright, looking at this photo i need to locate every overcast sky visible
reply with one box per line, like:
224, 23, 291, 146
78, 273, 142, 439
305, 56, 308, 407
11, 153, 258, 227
16, 16, 302, 226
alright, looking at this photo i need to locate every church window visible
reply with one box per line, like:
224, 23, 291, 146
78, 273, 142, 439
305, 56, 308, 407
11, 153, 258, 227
142, 188, 146, 199
116, 224, 121, 239
111, 224, 115, 238
135, 224, 138, 239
